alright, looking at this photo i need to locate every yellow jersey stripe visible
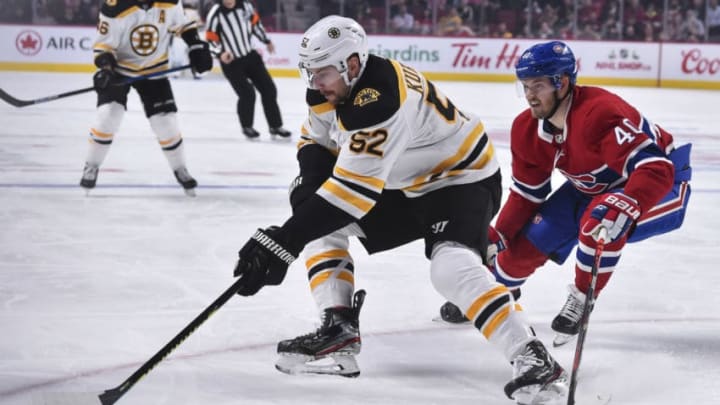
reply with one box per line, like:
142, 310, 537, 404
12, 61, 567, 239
407, 122, 485, 190
305, 249, 350, 269
465, 284, 509, 321
319, 179, 375, 217
309, 269, 355, 291
390, 60, 407, 105
333, 165, 385, 192
481, 305, 511, 339
90, 128, 113, 139
311, 102, 334, 115
158, 135, 181, 147
116, 6, 140, 18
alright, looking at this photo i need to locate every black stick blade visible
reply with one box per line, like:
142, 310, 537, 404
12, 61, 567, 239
0, 87, 34, 107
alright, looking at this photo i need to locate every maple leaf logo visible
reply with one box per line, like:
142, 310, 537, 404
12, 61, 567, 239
15, 30, 43, 56
20, 34, 38, 50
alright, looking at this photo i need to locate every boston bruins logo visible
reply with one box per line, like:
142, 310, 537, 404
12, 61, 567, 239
327, 27, 340, 39
130, 24, 159, 56
353, 88, 380, 107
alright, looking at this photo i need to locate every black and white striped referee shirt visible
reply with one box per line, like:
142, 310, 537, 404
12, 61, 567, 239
205, 1, 270, 58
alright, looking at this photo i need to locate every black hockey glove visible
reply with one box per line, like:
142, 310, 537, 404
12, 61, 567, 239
233, 226, 299, 296
188, 42, 213, 74
93, 69, 116, 91
94, 52, 117, 70
93, 52, 118, 91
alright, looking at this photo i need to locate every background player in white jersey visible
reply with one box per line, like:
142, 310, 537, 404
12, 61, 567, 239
230, 16, 567, 404
81, 0, 212, 196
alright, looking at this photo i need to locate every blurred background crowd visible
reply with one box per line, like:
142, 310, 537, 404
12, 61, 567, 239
1, 0, 719, 43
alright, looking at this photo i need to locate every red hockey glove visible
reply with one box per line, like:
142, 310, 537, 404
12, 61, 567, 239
582, 193, 641, 242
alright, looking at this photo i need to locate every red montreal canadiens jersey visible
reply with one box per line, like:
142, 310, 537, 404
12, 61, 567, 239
496, 85, 675, 239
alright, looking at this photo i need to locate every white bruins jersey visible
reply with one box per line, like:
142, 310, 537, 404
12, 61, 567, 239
93, 0, 197, 77
299, 54, 500, 219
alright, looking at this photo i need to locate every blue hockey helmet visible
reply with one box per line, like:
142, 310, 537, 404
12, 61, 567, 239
515, 41, 577, 88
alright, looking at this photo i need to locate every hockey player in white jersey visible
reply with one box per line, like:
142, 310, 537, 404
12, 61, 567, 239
80, 0, 212, 196
231, 15, 567, 404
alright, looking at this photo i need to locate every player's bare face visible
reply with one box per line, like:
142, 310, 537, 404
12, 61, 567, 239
309, 66, 347, 105
521, 78, 558, 119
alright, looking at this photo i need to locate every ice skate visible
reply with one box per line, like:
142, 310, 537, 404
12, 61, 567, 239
276, 290, 366, 378
79, 163, 99, 195
552, 285, 588, 347
173, 167, 197, 197
505, 340, 568, 405
269, 126, 292, 139
242, 127, 260, 139
439, 301, 469, 324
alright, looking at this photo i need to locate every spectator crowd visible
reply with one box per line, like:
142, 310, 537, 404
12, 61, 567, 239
1, 0, 719, 43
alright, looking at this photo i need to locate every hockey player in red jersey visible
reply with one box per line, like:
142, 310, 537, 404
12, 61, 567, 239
441, 41, 692, 347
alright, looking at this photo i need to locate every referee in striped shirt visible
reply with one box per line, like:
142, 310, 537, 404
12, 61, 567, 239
206, 0, 291, 139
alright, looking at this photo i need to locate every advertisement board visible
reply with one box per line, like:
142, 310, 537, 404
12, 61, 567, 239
1, 24, 718, 89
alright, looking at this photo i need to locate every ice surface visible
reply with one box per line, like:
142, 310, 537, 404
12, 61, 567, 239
1, 71, 718, 405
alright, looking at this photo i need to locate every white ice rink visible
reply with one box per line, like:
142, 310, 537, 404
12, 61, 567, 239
0, 71, 718, 405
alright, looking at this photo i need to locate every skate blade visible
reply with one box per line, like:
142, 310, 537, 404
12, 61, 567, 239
431, 316, 471, 326
183, 188, 197, 197
514, 381, 568, 405
275, 353, 360, 378
531, 372, 569, 405
552, 332, 576, 347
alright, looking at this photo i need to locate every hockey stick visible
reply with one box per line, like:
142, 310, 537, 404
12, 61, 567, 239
95, 277, 246, 405
567, 226, 608, 405
0, 64, 192, 108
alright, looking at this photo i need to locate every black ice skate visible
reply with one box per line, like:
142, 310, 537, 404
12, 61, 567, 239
439, 301, 469, 323
269, 127, 292, 139
505, 340, 568, 405
242, 127, 260, 139
275, 290, 366, 377
551, 285, 589, 347
80, 163, 99, 194
173, 167, 197, 197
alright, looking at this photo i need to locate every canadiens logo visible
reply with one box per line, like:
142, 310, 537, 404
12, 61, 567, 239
130, 24, 159, 56
353, 88, 380, 107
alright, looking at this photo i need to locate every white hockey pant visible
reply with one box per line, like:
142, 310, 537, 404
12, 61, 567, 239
85, 102, 124, 166
148, 112, 186, 171
302, 224, 365, 312
430, 241, 536, 361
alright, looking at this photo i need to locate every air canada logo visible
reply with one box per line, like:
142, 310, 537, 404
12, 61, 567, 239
16, 30, 42, 56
